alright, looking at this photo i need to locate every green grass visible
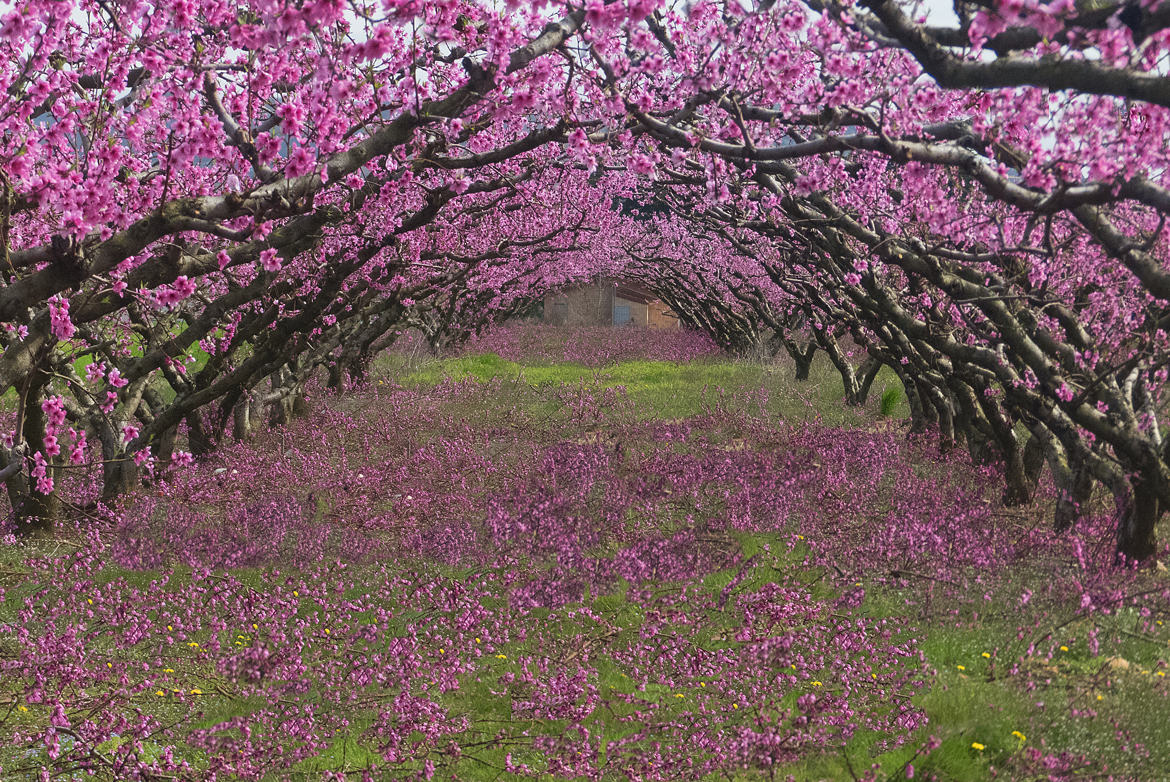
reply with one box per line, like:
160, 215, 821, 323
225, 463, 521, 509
381, 351, 909, 424
8, 349, 1169, 780
880, 385, 902, 417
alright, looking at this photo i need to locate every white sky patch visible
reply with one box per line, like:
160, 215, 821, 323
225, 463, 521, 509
919, 0, 959, 26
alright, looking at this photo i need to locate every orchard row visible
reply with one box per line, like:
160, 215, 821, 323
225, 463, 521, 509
2, 0, 1170, 556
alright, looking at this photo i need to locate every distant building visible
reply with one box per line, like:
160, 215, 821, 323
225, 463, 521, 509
543, 280, 680, 329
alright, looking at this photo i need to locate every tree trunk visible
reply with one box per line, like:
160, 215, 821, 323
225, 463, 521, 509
926, 387, 955, 453
150, 424, 179, 474
186, 411, 216, 458
10, 370, 58, 533
853, 358, 882, 406
325, 361, 344, 392
1054, 450, 1094, 533
894, 367, 928, 433
792, 350, 813, 381
1116, 480, 1159, 564
101, 456, 139, 505
782, 339, 816, 381
232, 400, 254, 441
1001, 444, 1035, 507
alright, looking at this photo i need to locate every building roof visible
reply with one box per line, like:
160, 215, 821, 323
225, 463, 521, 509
614, 282, 656, 304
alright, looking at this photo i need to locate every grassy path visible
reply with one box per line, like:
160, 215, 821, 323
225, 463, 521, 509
1, 351, 1167, 780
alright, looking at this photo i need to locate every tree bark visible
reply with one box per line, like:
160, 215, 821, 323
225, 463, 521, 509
1116, 480, 1159, 564
11, 369, 58, 532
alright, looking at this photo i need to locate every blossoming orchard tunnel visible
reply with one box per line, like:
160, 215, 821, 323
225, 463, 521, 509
2, 0, 1170, 778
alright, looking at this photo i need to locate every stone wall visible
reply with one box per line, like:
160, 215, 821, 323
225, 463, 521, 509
544, 281, 679, 329
544, 283, 615, 326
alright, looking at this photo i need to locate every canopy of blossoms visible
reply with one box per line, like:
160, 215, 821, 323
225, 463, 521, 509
2, 0, 1170, 559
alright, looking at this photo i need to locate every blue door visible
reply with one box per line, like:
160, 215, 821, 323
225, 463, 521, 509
613, 305, 631, 325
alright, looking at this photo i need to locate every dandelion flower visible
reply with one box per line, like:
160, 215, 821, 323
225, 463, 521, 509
956, 665, 965, 671
1011, 731, 1026, 742
1059, 645, 1069, 652
971, 742, 985, 751
981, 652, 990, 659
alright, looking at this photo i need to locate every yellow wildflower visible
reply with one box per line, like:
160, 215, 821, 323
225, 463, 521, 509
971, 742, 985, 751
164, 668, 174, 673
811, 681, 822, 687
1012, 731, 1026, 743
155, 690, 166, 696
674, 693, 684, 699
18, 705, 28, 712
981, 652, 991, 659
956, 665, 965, 671
732, 704, 739, 709
189, 689, 202, 695
187, 642, 199, 648
1059, 645, 1069, 652
87, 599, 93, 605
